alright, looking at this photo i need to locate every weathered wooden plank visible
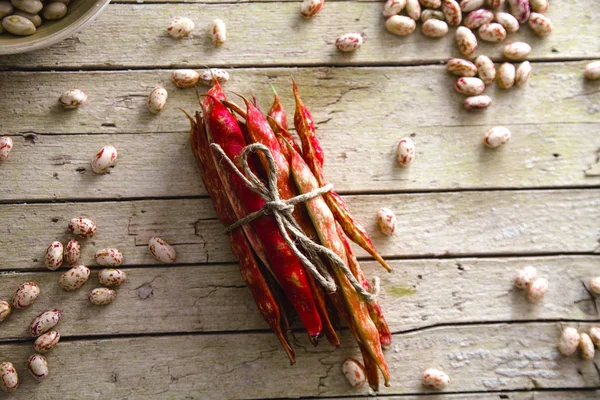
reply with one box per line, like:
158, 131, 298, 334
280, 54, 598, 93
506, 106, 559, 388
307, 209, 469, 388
1, 62, 598, 136
338, 394, 600, 400
2, 119, 600, 201
0, 256, 598, 338
0, 1, 597, 69
0, 323, 598, 399
0, 190, 598, 269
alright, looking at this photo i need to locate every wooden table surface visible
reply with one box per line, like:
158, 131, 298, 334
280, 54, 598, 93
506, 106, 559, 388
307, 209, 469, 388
1, 0, 599, 399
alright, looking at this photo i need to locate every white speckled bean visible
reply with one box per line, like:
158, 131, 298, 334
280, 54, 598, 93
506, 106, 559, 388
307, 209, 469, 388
301, 0, 324, 18
42, 2, 67, 20
421, 9, 445, 22
167, 16, 194, 38
335, 32, 363, 53
396, 137, 415, 166
148, 86, 168, 114
98, 269, 127, 287
464, 95, 492, 111
44, 241, 63, 270
59, 265, 90, 291
447, 58, 477, 77
0, 301, 11, 322
558, 327, 580, 356
406, 0, 421, 20
33, 331, 60, 353
30, 309, 62, 337
0, 137, 13, 161
422, 368, 450, 390
377, 207, 397, 236
463, 9, 494, 29
584, 62, 600, 80
11, 0, 42, 14
461, 0, 484, 12
528, 12, 552, 38
589, 326, 600, 347
68, 217, 97, 238
495, 12, 519, 33
442, 0, 461, 26
148, 237, 177, 263
91, 145, 118, 174
479, 22, 506, 42
590, 276, 600, 294
58, 89, 87, 109
342, 358, 366, 388
171, 69, 200, 89
487, 0, 505, 8
382, 0, 406, 18
529, 0, 548, 13
385, 15, 416, 36
515, 61, 532, 87
497, 62, 516, 89
527, 277, 548, 302
64, 239, 80, 264
508, 0, 530, 23
199, 68, 230, 86
27, 354, 48, 381
579, 333, 595, 360
0, 361, 18, 393
13, 281, 40, 308
422, 19, 448, 38
211, 18, 226, 46
2, 14, 35, 35
89, 288, 116, 305
484, 126, 511, 148
514, 266, 536, 289
94, 248, 123, 267
455, 77, 485, 95
475, 55, 496, 85
455, 26, 478, 56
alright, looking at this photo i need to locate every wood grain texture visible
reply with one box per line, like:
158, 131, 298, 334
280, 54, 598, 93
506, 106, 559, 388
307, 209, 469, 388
0, 323, 598, 399
0, 1, 597, 69
1, 190, 598, 269
1, 62, 598, 136
0, 256, 598, 338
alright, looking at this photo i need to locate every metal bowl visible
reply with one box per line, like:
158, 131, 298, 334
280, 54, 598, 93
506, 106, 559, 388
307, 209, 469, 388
0, 0, 110, 55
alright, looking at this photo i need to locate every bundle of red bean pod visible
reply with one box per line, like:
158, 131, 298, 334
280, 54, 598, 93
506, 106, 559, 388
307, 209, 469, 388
186, 79, 391, 390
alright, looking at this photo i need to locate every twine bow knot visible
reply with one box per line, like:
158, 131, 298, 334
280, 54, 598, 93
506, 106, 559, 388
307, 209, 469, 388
210, 142, 376, 303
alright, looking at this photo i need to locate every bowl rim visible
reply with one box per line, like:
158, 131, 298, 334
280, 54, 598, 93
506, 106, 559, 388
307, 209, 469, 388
0, 0, 111, 56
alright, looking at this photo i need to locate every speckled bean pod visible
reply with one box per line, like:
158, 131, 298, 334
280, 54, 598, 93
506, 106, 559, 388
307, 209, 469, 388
422, 19, 448, 38
447, 58, 477, 77
396, 137, 415, 166
148, 86, 168, 114
167, 17, 194, 38
455, 77, 485, 95
497, 62, 516, 89
508, 0, 530, 23
385, 15, 416, 36
478, 23, 506, 42
475, 55, 496, 85
91, 145, 118, 174
495, 12, 519, 33
558, 327, 580, 356
528, 12, 552, 37
301, 0, 324, 18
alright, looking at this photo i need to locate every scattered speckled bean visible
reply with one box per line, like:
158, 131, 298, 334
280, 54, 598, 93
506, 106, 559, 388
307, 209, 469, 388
89, 288, 116, 305
515, 61, 531, 87
447, 58, 477, 77
211, 18, 226, 46
419, 0, 440, 8
167, 17, 194, 38
148, 86, 168, 114
528, 12, 552, 38
589, 326, 600, 347
463, 9, 494, 29
42, 2, 67, 20
342, 358, 366, 388
148, 237, 177, 263
377, 207, 397, 236
494, 12, 519, 33
558, 327, 580, 356
579, 333, 595, 360
68, 217, 97, 238
385, 15, 416, 36
484, 126, 511, 148
530, 0, 548, 13
91, 145, 117, 174
497, 62, 516, 89
0, 361, 18, 393
488, 0, 505, 7
59, 265, 90, 291
335, 32, 363, 53
95, 248, 123, 267
12, 282, 40, 308
0, 301, 11, 322
475, 55, 495, 85
199, 68, 230, 86
464, 95, 492, 110
98, 269, 127, 287
442, 0, 461, 26
30, 309, 62, 337
301, 0, 324, 18
172, 69, 200, 88
455, 77, 485, 95
514, 266, 536, 289
406, 0, 421, 21
33, 331, 60, 353
396, 137, 415, 166
44, 241, 63, 270
508, 0, 530, 23
585, 62, 600, 80
422, 368, 450, 390
64, 239, 80, 264
479, 22, 506, 42
382, 0, 406, 18
527, 277, 548, 302
421, 9, 445, 22
2, 15, 35, 35
27, 354, 49, 381
59, 89, 87, 109
422, 19, 448, 38
0, 136, 13, 161
455, 26, 478, 56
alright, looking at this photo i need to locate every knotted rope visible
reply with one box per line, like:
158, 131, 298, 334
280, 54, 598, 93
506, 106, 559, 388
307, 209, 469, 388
210, 142, 376, 303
